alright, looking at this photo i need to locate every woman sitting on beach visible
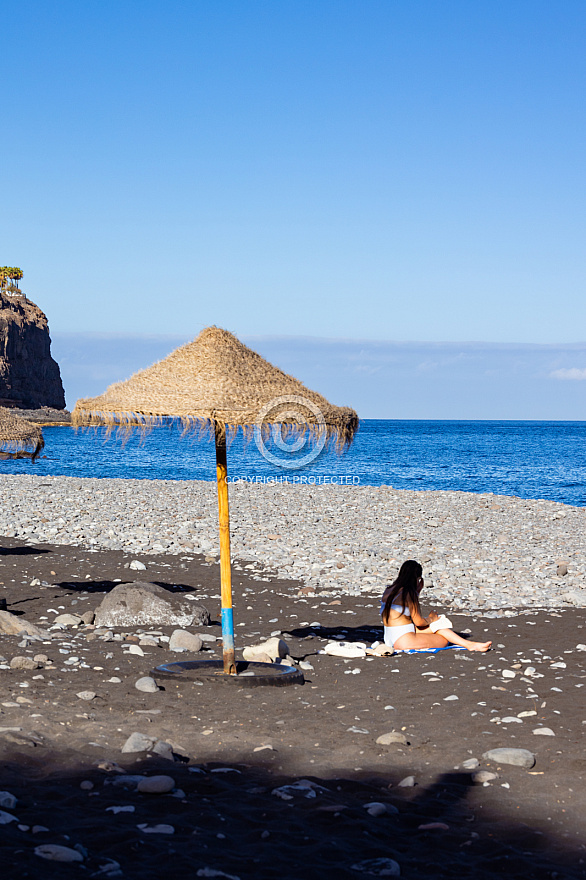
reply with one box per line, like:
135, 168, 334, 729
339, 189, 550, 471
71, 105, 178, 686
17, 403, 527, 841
381, 560, 491, 652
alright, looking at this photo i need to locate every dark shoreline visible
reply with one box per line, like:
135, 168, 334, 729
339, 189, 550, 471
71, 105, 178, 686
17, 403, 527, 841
8, 407, 71, 425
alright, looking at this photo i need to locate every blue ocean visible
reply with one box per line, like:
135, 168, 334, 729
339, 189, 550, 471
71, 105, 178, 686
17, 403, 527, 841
1, 420, 585, 507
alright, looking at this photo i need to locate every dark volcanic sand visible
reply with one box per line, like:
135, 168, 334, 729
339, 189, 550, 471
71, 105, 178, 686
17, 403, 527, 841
0, 537, 584, 879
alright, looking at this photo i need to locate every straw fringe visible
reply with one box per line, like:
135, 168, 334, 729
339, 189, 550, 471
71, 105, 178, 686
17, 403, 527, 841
0, 408, 45, 461
72, 327, 358, 451
73, 410, 356, 451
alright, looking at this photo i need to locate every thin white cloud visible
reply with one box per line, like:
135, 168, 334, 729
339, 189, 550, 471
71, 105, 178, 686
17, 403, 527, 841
550, 367, 586, 380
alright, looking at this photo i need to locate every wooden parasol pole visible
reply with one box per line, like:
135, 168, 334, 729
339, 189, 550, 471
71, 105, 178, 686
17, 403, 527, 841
215, 422, 236, 675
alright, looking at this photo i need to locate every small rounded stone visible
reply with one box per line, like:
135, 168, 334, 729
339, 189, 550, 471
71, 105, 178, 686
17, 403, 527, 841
137, 775, 175, 794
135, 676, 159, 693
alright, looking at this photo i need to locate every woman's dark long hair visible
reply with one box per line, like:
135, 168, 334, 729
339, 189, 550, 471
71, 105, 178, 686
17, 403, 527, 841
382, 560, 423, 622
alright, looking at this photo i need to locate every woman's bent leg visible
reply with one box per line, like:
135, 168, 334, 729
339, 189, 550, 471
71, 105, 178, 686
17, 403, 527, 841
394, 628, 491, 652
436, 628, 491, 651
393, 631, 449, 650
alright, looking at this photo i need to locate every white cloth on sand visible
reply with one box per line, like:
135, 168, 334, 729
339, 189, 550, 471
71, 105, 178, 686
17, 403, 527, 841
429, 615, 452, 632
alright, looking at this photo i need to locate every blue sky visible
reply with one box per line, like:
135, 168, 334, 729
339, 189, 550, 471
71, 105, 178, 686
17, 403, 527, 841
52, 332, 586, 419
2, 1, 586, 415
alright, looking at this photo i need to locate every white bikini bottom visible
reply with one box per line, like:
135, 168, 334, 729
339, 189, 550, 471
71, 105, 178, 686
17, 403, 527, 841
383, 623, 415, 647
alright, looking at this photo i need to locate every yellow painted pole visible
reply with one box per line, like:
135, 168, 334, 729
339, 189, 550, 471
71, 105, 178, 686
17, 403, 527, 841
215, 422, 236, 675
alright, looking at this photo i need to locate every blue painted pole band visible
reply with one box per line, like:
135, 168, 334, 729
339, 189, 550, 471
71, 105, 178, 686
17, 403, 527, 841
221, 607, 234, 652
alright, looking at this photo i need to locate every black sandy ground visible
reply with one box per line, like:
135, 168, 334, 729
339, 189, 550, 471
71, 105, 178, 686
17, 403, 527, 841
0, 537, 584, 879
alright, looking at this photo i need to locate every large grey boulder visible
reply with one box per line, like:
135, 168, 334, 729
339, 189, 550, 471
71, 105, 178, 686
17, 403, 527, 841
94, 582, 210, 628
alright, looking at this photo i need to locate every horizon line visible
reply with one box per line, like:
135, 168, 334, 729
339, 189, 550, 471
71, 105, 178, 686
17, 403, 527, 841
51, 330, 586, 349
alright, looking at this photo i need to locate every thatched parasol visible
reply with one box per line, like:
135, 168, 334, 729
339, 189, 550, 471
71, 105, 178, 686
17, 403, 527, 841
0, 407, 44, 461
73, 327, 358, 674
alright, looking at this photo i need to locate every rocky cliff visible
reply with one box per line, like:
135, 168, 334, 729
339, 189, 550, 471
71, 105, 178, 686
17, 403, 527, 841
0, 291, 66, 410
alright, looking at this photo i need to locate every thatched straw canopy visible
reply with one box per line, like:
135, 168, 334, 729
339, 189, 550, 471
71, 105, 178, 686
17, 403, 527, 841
0, 407, 44, 460
72, 327, 358, 448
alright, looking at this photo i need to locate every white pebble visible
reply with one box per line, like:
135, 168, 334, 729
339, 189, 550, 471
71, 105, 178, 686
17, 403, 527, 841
137, 823, 174, 834
34, 844, 83, 862
129, 560, 147, 571
397, 775, 415, 787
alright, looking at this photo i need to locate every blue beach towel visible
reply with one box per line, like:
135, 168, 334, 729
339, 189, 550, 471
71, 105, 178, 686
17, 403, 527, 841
398, 645, 465, 654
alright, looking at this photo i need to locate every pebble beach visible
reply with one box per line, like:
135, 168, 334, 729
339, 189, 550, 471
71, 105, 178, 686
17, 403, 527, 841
0, 474, 585, 878
1, 474, 585, 613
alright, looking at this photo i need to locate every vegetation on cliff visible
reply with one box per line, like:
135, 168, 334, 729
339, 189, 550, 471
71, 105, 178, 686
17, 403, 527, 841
0, 267, 24, 292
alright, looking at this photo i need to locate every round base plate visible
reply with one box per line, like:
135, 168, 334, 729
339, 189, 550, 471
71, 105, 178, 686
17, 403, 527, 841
151, 659, 304, 688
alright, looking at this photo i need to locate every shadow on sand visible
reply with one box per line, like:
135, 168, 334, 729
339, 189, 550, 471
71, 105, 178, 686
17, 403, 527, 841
0, 743, 583, 880
52, 580, 200, 596
285, 623, 384, 643
0, 546, 49, 557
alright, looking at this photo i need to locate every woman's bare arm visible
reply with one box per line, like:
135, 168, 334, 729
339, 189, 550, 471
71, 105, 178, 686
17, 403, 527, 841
411, 604, 441, 628
408, 602, 430, 628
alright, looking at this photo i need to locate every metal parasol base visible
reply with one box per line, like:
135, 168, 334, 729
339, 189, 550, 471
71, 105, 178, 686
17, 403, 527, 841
151, 659, 304, 688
